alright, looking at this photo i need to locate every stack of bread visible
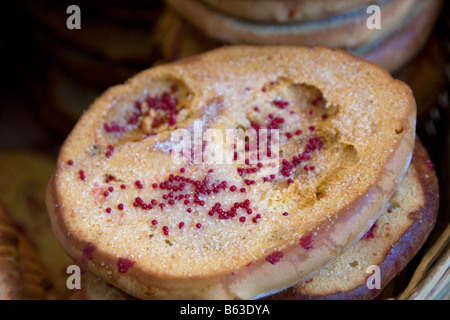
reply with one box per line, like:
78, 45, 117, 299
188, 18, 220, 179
156, 0, 443, 74
42, 45, 441, 300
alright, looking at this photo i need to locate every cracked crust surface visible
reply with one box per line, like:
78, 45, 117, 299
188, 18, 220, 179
266, 137, 439, 299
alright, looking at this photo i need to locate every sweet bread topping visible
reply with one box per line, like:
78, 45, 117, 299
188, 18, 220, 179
47, 46, 416, 299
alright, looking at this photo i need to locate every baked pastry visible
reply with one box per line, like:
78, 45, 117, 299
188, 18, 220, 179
199, 0, 379, 24
355, 0, 443, 74
0, 203, 54, 299
157, 0, 442, 73
164, 0, 417, 49
76, 271, 136, 300
47, 46, 416, 299
0, 151, 74, 298
69, 137, 440, 300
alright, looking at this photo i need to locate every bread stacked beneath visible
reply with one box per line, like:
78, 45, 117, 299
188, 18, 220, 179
157, 0, 442, 73
267, 138, 439, 299
47, 46, 418, 299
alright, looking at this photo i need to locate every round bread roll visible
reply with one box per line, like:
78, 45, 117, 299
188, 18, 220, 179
47, 46, 416, 299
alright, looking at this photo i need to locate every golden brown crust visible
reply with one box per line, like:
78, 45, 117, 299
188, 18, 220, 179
165, 0, 417, 49
47, 46, 416, 299
265, 137, 439, 299
75, 270, 136, 300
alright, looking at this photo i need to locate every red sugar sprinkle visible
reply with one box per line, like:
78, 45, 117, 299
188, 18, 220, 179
135, 180, 143, 189
272, 99, 289, 109
163, 226, 169, 235
67, 160, 74, 166
81, 242, 96, 264
312, 96, 323, 105
120, 184, 126, 189
118, 203, 124, 210
105, 208, 111, 213
239, 217, 246, 223
179, 222, 185, 229
295, 129, 302, 135
240, 188, 246, 193
361, 223, 376, 240
230, 185, 237, 192
180, 167, 186, 173
118, 257, 135, 273
79, 170, 86, 181
425, 160, 435, 170
196, 223, 202, 229
285, 132, 293, 139
300, 234, 314, 250
283, 212, 289, 216
152, 220, 158, 225
309, 125, 316, 131
265, 251, 284, 265
252, 214, 261, 223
